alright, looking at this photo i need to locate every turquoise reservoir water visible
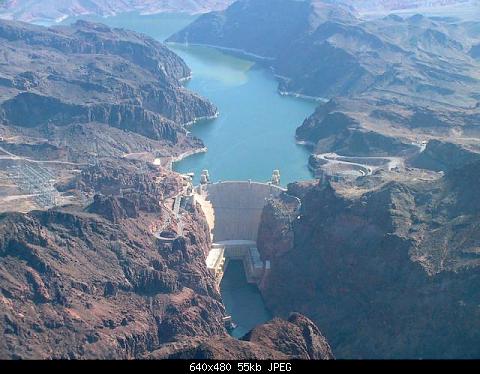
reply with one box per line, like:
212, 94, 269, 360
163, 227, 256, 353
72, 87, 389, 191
170, 44, 317, 185
64, 13, 317, 185
63, 13, 316, 337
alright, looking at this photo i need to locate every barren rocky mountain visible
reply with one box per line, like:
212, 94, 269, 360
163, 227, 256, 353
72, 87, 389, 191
257, 162, 480, 358
1, 0, 479, 361
149, 313, 334, 359
296, 94, 480, 178
0, 161, 221, 359
0, 1, 235, 23
0, 18, 216, 212
169, 0, 480, 105
331, 0, 479, 13
0, 19, 218, 139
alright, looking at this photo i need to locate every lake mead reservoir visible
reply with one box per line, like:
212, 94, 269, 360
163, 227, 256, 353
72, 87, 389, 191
171, 44, 318, 185
63, 12, 317, 185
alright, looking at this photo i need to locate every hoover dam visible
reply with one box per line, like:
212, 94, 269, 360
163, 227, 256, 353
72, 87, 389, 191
197, 176, 288, 286
187, 172, 300, 337
153, 170, 293, 288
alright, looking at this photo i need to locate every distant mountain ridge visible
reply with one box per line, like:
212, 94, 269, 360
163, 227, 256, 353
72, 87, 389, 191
329, 0, 479, 13
1, 0, 476, 24
169, 0, 480, 104
0, 0, 234, 23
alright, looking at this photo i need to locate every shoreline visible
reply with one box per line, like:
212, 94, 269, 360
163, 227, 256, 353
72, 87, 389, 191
167, 42, 276, 63
169, 42, 329, 103
182, 111, 220, 128
179, 74, 193, 83
279, 90, 329, 103
167, 146, 207, 170
296, 139, 316, 149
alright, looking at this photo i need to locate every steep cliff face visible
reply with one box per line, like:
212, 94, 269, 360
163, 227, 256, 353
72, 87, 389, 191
169, 0, 319, 59
0, 20, 217, 143
257, 194, 298, 261
410, 140, 480, 172
257, 164, 480, 358
297, 97, 420, 159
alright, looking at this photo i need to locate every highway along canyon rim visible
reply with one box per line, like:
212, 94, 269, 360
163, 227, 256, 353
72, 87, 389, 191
60, 12, 318, 337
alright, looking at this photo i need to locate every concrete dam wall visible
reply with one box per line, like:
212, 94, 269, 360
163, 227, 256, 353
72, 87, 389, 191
197, 181, 286, 286
199, 181, 285, 243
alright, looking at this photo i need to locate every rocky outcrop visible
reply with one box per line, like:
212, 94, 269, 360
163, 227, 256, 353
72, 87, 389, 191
1, 93, 177, 141
242, 313, 334, 360
257, 194, 298, 261
410, 140, 480, 172
58, 158, 182, 198
0, 151, 214, 359
0, 141, 66, 161
0, 20, 217, 145
256, 163, 480, 358
0, 162, 227, 359
87, 195, 141, 223
297, 98, 419, 158
148, 313, 333, 360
